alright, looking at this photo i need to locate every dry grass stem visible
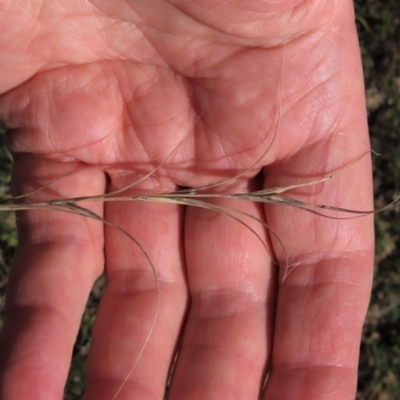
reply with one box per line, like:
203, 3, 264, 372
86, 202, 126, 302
1, 143, 399, 399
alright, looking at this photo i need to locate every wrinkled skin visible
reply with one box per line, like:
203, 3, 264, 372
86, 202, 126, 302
0, 1, 373, 399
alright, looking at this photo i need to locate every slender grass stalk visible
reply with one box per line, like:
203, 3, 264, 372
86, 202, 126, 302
1, 136, 399, 400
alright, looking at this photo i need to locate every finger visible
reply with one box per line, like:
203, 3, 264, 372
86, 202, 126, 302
83, 174, 187, 400
263, 159, 374, 399
168, 184, 276, 400
0, 156, 105, 400
263, 73, 374, 400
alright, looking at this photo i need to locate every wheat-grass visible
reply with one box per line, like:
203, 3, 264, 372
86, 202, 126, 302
1, 126, 399, 400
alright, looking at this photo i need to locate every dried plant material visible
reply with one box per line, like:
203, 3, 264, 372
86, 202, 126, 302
1, 131, 399, 399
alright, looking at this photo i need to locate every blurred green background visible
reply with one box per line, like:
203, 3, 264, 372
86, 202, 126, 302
1, 1, 400, 399
356, 1, 400, 399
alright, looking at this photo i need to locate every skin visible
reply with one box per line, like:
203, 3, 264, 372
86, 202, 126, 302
0, 0, 374, 399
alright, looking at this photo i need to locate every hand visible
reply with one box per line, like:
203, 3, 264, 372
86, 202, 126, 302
0, 1, 373, 399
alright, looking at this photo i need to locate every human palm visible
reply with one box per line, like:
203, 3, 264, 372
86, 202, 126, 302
0, 1, 373, 399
